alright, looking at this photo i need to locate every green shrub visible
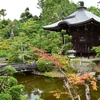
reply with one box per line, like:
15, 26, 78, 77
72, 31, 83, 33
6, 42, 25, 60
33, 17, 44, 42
9, 85, 24, 100
0, 93, 12, 100
8, 54, 23, 63
3, 65, 16, 75
0, 78, 26, 100
0, 50, 8, 58
37, 59, 54, 72
0, 66, 27, 100
88, 62, 97, 67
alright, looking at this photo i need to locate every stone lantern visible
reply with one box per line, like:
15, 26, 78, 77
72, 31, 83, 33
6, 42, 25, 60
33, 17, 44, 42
68, 49, 76, 59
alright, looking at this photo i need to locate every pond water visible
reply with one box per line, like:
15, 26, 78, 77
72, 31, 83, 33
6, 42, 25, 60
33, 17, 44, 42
16, 73, 100, 100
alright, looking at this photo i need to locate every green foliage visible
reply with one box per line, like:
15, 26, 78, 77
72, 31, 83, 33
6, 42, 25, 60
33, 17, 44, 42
0, 40, 9, 50
87, 62, 97, 67
44, 32, 62, 53
53, 54, 70, 69
37, 59, 54, 72
0, 66, 26, 100
9, 85, 24, 100
20, 7, 33, 22
1, 76, 18, 90
7, 32, 31, 63
8, 54, 23, 63
92, 46, 100, 57
95, 71, 100, 76
0, 40, 9, 58
0, 93, 12, 100
30, 31, 72, 55
67, 67, 78, 73
88, 6, 100, 17
0, 76, 18, 93
52, 54, 77, 73
6, 76, 18, 87
3, 65, 16, 75
0, 76, 18, 94
20, 18, 40, 36
0, 9, 7, 20
0, 50, 8, 58
6, 21, 19, 39
0, 0, 77, 64
41, 0, 77, 24
61, 29, 66, 34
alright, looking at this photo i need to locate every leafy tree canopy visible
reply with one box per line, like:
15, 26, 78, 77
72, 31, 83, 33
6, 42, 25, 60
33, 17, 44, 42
88, 6, 100, 17
39, 0, 77, 24
20, 7, 33, 22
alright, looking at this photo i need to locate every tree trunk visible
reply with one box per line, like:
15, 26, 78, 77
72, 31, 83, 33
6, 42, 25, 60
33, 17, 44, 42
64, 80, 75, 100
85, 84, 90, 100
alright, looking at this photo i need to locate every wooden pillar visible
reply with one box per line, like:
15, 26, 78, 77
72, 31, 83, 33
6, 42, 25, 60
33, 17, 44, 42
61, 33, 65, 44
61, 30, 66, 55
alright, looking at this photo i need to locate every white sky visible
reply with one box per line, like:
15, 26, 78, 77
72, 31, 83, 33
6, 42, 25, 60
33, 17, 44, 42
0, 0, 100, 20
0, 0, 41, 20
72, 0, 100, 7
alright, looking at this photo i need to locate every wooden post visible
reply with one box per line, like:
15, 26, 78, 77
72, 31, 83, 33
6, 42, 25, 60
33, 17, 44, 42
61, 30, 66, 55
62, 33, 65, 44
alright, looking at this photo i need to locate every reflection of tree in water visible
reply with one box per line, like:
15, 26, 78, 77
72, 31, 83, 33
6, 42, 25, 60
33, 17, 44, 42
31, 88, 43, 100
18, 74, 99, 100
18, 75, 68, 100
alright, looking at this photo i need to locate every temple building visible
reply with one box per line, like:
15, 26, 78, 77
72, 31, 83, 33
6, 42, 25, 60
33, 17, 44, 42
42, 1, 100, 56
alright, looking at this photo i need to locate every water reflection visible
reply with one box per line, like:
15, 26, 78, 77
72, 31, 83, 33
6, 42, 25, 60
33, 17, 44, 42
16, 74, 100, 100
31, 88, 43, 100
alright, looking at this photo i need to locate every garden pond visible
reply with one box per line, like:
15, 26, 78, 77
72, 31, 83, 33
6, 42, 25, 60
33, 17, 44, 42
16, 73, 100, 100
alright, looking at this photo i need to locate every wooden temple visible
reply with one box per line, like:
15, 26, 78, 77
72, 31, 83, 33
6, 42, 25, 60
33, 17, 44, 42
42, 1, 100, 57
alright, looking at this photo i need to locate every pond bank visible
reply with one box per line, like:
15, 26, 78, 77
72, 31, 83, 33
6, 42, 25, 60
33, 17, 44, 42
0, 57, 100, 78
71, 57, 100, 72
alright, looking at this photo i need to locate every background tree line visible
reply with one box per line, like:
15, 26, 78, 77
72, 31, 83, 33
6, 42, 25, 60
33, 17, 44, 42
0, 1, 100, 100
0, 0, 100, 62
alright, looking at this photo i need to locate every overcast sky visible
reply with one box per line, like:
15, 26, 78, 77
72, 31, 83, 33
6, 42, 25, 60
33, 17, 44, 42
72, 0, 100, 7
0, 0, 100, 20
0, 0, 41, 20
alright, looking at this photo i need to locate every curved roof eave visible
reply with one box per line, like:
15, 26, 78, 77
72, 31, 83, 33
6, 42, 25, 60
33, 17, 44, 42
42, 20, 61, 29
42, 18, 100, 31
42, 7, 100, 31
59, 18, 100, 26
